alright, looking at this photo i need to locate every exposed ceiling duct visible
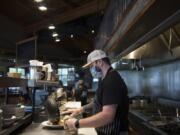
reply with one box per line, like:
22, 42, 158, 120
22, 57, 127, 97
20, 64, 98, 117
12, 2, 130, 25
95, 0, 180, 60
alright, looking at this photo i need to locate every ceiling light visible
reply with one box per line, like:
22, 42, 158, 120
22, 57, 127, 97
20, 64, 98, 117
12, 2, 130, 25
91, 30, 95, 34
48, 24, 55, 30
55, 38, 60, 42
52, 32, 58, 37
84, 51, 87, 54
70, 34, 74, 38
34, 0, 43, 3
38, 5, 47, 11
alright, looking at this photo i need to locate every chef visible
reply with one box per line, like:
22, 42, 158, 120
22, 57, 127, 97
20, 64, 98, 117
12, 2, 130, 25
63, 50, 129, 135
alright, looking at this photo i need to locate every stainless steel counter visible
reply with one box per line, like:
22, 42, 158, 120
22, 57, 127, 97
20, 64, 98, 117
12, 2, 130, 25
18, 100, 97, 135
19, 123, 70, 135
19, 123, 97, 135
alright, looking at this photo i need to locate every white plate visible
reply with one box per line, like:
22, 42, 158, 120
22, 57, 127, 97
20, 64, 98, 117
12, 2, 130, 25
41, 121, 63, 129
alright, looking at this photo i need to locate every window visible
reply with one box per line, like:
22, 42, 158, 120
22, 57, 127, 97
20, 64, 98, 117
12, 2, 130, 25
58, 68, 75, 86
8, 68, 25, 93
9, 68, 25, 78
92, 78, 99, 91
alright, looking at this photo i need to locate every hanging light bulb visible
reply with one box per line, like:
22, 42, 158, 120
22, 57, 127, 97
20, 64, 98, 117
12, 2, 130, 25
70, 34, 74, 38
55, 37, 60, 42
52, 32, 58, 37
91, 30, 95, 34
48, 24, 55, 30
38, 5, 47, 11
34, 0, 43, 3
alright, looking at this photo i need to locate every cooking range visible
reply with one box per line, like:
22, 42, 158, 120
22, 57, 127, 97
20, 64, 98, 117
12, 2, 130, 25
158, 122, 180, 135
129, 97, 180, 135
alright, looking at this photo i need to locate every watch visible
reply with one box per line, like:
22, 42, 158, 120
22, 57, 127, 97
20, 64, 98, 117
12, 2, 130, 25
75, 119, 80, 128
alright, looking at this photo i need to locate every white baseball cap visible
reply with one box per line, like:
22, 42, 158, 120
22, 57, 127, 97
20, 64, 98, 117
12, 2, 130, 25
82, 50, 107, 68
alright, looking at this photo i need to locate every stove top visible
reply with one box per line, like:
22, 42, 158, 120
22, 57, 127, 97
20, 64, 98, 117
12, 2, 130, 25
158, 122, 180, 135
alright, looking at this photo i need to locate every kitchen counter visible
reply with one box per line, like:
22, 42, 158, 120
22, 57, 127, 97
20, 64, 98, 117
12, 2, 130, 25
18, 100, 97, 135
18, 123, 70, 135
18, 122, 97, 135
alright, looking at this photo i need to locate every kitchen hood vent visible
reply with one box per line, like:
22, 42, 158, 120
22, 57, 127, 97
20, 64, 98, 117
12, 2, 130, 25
122, 23, 180, 67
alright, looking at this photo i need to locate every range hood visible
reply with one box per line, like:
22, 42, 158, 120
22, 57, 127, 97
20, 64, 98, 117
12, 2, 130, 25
122, 23, 180, 67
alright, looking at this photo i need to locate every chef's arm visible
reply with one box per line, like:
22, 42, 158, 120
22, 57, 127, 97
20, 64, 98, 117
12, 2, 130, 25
79, 104, 117, 128
82, 101, 94, 112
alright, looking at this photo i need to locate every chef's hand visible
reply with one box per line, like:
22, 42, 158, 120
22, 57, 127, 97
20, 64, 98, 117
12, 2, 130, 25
65, 118, 78, 129
62, 107, 84, 117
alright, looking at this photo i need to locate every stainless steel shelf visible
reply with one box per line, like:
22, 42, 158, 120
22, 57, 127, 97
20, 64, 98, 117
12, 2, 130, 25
28, 80, 59, 87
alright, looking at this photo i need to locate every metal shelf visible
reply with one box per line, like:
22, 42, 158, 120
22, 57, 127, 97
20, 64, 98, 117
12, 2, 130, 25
27, 80, 59, 121
0, 77, 27, 88
28, 80, 59, 87
0, 77, 58, 88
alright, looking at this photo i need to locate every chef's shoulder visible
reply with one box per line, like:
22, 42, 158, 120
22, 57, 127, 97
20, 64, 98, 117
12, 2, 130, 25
106, 69, 122, 81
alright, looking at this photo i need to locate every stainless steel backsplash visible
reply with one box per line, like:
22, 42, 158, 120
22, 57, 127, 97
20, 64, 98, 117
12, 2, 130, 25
119, 60, 180, 100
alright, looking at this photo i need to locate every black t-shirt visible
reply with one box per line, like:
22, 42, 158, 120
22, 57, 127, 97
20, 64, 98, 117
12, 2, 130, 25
94, 68, 129, 135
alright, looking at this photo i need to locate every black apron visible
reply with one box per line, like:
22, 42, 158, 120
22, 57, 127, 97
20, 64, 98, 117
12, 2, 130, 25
93, 68, 116, 135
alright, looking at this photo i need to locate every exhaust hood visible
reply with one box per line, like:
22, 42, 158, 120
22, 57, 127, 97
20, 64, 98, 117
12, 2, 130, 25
122, 23, 180, 67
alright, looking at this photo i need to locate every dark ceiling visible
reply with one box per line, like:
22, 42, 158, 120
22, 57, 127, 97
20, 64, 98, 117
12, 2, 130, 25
36, 13, 103, 65
0, 0, 109, 66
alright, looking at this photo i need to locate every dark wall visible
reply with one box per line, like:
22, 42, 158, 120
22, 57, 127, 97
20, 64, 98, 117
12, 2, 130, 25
0, 14, 24, 49
119, 60, 180, 100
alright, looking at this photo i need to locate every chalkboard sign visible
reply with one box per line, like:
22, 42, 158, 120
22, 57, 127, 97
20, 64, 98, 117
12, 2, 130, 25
16, 36, 37, 64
